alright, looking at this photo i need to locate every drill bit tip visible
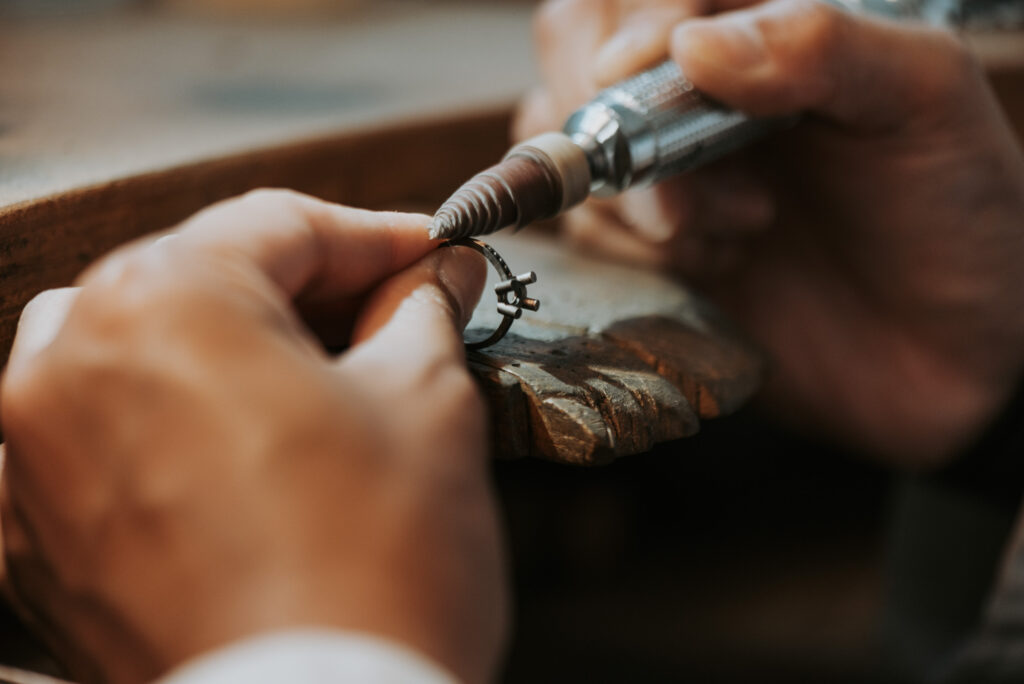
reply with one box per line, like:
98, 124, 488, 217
428, 213, 453, 241
428, 132, 591, 241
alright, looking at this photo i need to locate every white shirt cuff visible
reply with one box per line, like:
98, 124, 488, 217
155, 630, 460, 684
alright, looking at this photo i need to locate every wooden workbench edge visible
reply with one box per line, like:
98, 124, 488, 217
0, 105, 515, 367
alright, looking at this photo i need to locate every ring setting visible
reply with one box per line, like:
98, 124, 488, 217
440, 237, 540, 350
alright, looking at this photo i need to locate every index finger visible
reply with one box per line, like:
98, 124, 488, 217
83, 189, 438, 301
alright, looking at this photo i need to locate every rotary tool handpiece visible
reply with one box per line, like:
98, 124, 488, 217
563, 59, 783, 197
428, 0, 954, 240
428, 60, 779, 240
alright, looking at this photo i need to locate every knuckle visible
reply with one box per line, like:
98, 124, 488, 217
16, 288, 74, 338
801, 1, 843, 52
235, 187, 308, 216
240, 187, 303, 204
754, 0, 846, 104
85, 245, 152, 291
77, 255, 183, 337
771, 0, 844, 62
233, 187, 319, 247
21, 288, 66, 319
88, 253, 156, 302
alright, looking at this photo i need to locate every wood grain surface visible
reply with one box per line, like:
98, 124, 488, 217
464, 232, 762, 464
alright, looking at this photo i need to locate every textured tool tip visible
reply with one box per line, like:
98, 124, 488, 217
427, 213, 452, 240
430, 141, 573, 241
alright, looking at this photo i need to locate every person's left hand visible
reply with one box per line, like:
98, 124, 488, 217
0, 190, 506, 684
519, 0, 1024, 465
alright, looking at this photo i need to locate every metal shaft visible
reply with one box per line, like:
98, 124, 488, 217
429, 0, 957, 239
564, 60, 784, 197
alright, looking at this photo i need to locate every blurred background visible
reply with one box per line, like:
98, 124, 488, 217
0, 0, 542, 18
0, 0, 1020, 24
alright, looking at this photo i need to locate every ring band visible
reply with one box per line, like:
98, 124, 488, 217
440, 238, 540, 350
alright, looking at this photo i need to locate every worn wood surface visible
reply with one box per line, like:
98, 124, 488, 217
465, 232, 761, 464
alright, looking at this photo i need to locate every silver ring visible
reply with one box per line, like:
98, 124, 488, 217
440, 238, 540, 350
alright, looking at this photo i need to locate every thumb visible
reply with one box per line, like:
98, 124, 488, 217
670, 0, 973, 129
340, 245, 486, 390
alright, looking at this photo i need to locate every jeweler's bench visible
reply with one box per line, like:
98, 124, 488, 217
0, 2, 772, 466
1, 3, 1023, 681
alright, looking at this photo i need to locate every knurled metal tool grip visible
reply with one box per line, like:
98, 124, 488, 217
561, 0, 953, 195
564, 60, 786, 196
429, 0, 950, 241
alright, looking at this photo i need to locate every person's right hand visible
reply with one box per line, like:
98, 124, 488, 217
519, 0, 1024, 465
0, 191, 505, 684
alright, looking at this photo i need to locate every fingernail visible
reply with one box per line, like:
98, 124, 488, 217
672, 18, 767, 73
432, 247, 487, 329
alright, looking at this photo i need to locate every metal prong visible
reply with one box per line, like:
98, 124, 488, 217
497, 302, 523, 319
494, 278, 516, 295
439, 237, 538, 350
515, 271, 537, 285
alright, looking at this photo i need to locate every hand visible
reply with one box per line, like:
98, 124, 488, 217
0, 190, 506, 684
520, 0, 1024, 464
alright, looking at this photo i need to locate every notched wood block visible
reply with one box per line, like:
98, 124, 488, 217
601, 313, 763, 419
470, 334, 698, 466
464, 232, 764, 465
467, 359, 531, 461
